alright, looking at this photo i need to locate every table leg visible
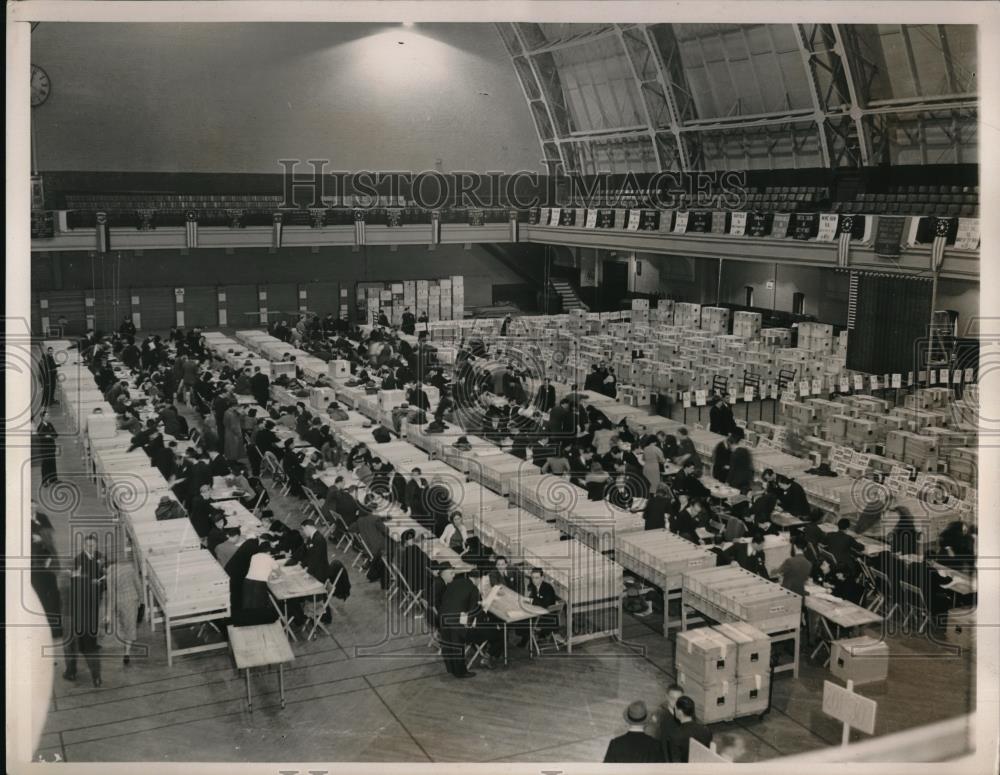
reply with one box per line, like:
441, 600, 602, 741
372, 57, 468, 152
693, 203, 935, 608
502, 622, 508, 666
279, 664, 286, 709
165, 612, 173, 667
245, 668, 253, 712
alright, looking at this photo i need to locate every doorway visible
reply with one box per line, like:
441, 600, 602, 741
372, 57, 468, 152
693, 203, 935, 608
601, 260, 629, 310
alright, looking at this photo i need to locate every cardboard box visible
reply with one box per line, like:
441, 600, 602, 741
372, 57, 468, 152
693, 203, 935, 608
734, 672, 770, 716
309, 386, 336, 411
675, 627, 738, 684
86, 413, 118, 440
676, 673, 735, 724
830, 636, 889, 685
714, 622, 771, 676
329, 360, 351, 379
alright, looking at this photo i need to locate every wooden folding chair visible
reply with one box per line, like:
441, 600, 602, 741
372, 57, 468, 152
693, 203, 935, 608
188, 428, 202, 446
899, 580, 931, 634
857, 561, 884, 612
869, 568, 898, 619
263, 451, 291, 496
303, 568, 344, 640
350, 532, 375, 571
531, 600, 567, 655
303, 488, 328, 526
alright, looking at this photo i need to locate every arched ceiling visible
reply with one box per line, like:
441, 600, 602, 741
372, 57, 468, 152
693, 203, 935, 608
496, 22, 977, 173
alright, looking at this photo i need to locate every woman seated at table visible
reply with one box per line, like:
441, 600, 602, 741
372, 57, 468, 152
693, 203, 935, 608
585, 461, 611, 501
936, 521, 976, 571
515, 567, 565, 648
440, 512, 469, 555
541, 445, 572, 477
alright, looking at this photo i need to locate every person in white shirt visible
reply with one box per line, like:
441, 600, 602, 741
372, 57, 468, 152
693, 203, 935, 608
440, 512, 468, 554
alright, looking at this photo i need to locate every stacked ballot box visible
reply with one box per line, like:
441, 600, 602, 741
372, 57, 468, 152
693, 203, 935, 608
681, 565, 802, 635
885, 431, 940, 470
674, 302, 702, 329
732, 311, 763, 339
653, 300, 675, 324
947, 447, 977, 485
675, 622, 772, 723
761, 328, 793, 348
700, 306, 731, 335
613, 532, 715, 592
309, 387, 337, 411
797, 321, 835, 354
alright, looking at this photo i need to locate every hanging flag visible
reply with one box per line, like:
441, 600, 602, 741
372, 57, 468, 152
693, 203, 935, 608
817, 213, 839, 242
729, 212, 747, 236
508, 210, 519, 243
272, 212, 283, 249
95, 211, 111, 253
860, 214, 875, 244
353, 208, 366, 245
930, 217, 950, 271
874, 215, 906, 257
836, 214, 855, 268
954, 217, 980, 250
905, 216, 924, 247
184, 210, 197, 249
673, 211, 689, 233
429, 210, 441, 244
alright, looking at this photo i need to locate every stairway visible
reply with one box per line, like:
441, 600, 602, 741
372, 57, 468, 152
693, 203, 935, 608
550, 277, 588, 312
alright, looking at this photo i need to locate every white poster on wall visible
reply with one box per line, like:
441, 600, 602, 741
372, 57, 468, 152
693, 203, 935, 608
729, 212, 747, 236
817, 213, 839, 241
673, 211, 689, 233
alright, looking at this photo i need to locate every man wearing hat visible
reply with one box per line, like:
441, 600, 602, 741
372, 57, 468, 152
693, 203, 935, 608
603, 700, 664, 762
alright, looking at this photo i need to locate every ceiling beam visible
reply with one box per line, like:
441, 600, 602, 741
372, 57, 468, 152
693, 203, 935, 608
831, 25, 873, 165
639, 24, 694, 170
793, 24, 833, 167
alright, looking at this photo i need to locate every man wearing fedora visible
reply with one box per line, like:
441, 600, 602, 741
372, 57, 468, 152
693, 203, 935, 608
603, 700, 664, 762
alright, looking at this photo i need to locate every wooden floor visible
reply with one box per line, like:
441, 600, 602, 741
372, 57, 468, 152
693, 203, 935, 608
30, 399, 976, 763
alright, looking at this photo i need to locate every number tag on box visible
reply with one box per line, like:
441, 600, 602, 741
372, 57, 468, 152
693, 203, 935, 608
839, 377, 850, 393
891, 373, 901, 388
853, 375, 864, 391
811, 379, 822, 396
682, 391, 692, 408
799, 380, 810, 396
695, 389, 707, 406
870, 375, 879, 390
743, 387, 754, 403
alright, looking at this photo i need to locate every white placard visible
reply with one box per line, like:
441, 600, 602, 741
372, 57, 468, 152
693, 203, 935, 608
939, 369, 949, 385
817, 213, 840, 241
682, 391, 692, 408
729, 212, 747, 236
695, 389, 707, 406
549, 207, 561, 226
954, 218, 980, 250
673, 211, 689, 233
627, 210, 641, 231
891, 373, 901, 388
964, 368, 974, 382
907, 371, 914, 386
822, 681, 877, 735
839, 377, 850, 393
929, 370, 938, 384
743, 386, 754, 403
854, 375, 864, 391
540, 207, 551, 225
769, 383, 779, 399
953, 370, 962, 384
782, 389, 796, 402
799, 380, 810, 396
585, 209, 598, 229
870, 375, 879, 390
811, 378, 822, 395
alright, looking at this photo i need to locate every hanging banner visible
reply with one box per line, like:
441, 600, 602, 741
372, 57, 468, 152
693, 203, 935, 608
673, 211, 689, 233
626, 210, 642, 231
729, 212, 747, 236
614, 208, 629, 229
792, 212, 819, 240
658, 210, 674, 232
710, 211, 728, 234
546, 207, 559, 226
639, 209, 660, 231
817, 213, 839, 242
596, 209, 616, 228
558, 208, 576, 226
771, 212, 792, 239
874, 216, 906, 257
955, 218, 980, 250
747, 211, 773, 237
539, 207, 551, 225
528, 208, 541, 225
584, 209, 598, 229
688, 211, 712, 233
183, 211, 197, 249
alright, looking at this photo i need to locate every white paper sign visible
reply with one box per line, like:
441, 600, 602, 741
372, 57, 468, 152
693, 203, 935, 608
954, 218, 980, 250
939, 370, 949, 385
854, 375, 864, 391
929, 370, 937, 384
839, 377, 850, 393
673, 211, 689, 233
695, 389, 707, 406
817, 213, 839, 242
729, 212, 747, 236
811, 378, 822, 395
769, 383, 779, 399
743, 386, 754, 403
891, 373, 902, 388
964, 368, 974, 382
585, 209, 598, 229
870, 375, 879, 390
682, 391, 692, 408
782, 389, 796, 402
919, 370, 929, 384
549, 207, 561, 226
799, 380, 810, 396
539, 207, 551, 225
907, 371, 914, 386
822, 681, 877, 735
627, 210, 641, 231
953, 370, 962, 384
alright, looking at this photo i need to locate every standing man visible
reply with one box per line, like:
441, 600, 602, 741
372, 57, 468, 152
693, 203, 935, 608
665, 696, 713, 762
36, 410, 59, 487
604, 701, 664, 762
63, 533, 106, 687
250, 366, 270, 408
401, 307, 416, 336
709, 394, 738, 438
40, 346, 59, 407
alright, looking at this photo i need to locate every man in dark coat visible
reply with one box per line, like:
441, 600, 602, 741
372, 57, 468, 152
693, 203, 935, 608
604, 701, 664, 763
709, 394, 738, 438
665, 696, 713, 762
777, 476, 811, 517
437, 566, 501, 676
250, 366, 271, 407
711, 436, 734, 483
401, 307, 416, 336
534, 377, 556, 413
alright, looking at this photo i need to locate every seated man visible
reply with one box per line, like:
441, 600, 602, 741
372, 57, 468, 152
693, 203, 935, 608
822, 517, 863, 572
721, 530, 771, 580
672, 460, 711, 499
516, 567, 565, 649
488, 554, 519, 591
189, 483, 226, 539
437, 566, 502, 676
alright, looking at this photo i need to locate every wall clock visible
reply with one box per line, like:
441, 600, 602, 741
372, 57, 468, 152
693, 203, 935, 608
31, 64, 51, 107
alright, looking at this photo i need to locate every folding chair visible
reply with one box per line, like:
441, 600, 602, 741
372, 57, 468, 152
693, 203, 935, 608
857, 561, 884, 612
351, 532, 375, 571
188, 428, 202, 446
302, 568, 344, 640
899, 580, 931, 634
869, 568, 898, 619
263, 451, 291, 496
249, 488, 269, 518
531, 600, 567, 656
303, 488, 328, 526
465, 633, 489, 670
